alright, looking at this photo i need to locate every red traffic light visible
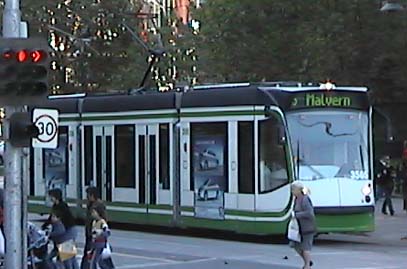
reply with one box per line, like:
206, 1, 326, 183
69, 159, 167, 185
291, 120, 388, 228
17, 50, 29, 62
30, 50, 46, 63
2, 50, 14, 60
2, 49, 47, 63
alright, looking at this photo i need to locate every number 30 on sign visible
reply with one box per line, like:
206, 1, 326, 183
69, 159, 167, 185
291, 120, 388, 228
32, 108, 59, 149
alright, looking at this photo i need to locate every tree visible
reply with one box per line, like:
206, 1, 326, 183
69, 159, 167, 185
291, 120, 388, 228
15, 0, 149, 93
190, 0, 407, 103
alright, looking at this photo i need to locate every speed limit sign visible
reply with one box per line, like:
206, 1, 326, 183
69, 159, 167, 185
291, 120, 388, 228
32, 108, 59, 149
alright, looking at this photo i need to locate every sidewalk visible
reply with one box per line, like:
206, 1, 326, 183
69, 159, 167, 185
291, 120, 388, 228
317, 197, 407, 247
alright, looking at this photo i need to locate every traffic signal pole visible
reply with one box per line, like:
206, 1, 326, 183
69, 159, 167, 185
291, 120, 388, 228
2, 0, 25, 268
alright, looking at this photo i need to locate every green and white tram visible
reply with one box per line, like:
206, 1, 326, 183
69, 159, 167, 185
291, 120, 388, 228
29, 83, 296, 235
263, 81, 374, 233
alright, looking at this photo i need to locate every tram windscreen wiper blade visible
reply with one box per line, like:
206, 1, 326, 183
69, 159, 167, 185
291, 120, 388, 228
359, 144, 365, 171
298, 120, 356, 137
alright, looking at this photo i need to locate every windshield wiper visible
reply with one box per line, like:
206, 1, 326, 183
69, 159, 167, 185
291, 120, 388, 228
298, 121, 357, 137
359, 144, 365, 171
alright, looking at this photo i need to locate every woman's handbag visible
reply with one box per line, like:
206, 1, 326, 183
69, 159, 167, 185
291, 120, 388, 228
57, 239, 77, 261
287, 217, 301, 242
101, 243, 112, 259
0, 229, 4, 255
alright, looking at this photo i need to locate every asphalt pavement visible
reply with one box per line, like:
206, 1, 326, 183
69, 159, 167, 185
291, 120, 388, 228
28, 197, 407, 269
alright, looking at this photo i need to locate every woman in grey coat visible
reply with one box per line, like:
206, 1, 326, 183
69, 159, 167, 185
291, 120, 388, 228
290, 181, 316, 269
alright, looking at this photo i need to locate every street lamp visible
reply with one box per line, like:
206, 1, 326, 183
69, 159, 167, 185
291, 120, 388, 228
380, 1, 404, 12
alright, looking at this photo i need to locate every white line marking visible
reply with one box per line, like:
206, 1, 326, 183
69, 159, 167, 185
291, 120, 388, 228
112, 252, 177, 262
115, 262, 173, 269
76, 246, 179, 263
342, 267, 404, 269
116, 258, 218, 268
312, 251, 362, 255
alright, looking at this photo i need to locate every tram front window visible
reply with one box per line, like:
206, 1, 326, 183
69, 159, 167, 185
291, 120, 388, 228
286, 111, 369, 181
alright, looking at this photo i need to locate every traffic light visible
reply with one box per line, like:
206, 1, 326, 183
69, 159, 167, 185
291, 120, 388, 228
0, 37, 50, 105
9, 112, 40, 147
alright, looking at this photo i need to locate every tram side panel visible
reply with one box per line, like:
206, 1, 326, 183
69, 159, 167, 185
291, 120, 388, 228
30, 106, 294, 235
178, 107, 293, 235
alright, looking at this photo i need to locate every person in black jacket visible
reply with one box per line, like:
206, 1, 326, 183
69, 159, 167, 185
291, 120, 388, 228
376, 156, 395, 215
400, 160, 407, 213
48, 189, 76, 228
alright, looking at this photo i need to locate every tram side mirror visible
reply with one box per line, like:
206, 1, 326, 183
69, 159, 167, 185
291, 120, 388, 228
277, 125, 286, 145
386, 125, 394, 142
373, 107, 394, 142
264, 107, 286, 145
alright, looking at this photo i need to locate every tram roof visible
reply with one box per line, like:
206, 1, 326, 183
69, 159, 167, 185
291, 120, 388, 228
258, 86, 368, 92
39, 84, 279, 113
37, 82, 369, 114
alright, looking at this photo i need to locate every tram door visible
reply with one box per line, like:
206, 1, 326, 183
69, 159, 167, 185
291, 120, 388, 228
137, 125, 158, 205
94, 126, 113, 202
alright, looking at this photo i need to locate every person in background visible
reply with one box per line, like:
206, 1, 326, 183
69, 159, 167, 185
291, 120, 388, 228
0, 189, 4, 256
377, 156, 395, 215
400, 160, 407, 214
0, 188, 3, 234
89, 206, 115, 269
48, 213, 79, 269
45, 189, 77, 239
401, 161, 407, 240
402, 140, 407, 162
45, 189, 79, 269
81, 187, 107, 269
289, 182, 316, 269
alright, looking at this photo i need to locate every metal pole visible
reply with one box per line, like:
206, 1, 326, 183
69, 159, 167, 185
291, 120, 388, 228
3, 107, 23, 269
76, 99, 84, 211
172, 122, 180, 225
22, 147, 29, 268
3, 0, 24, 268
172, 92, 182, 225
2, 0, 21, 38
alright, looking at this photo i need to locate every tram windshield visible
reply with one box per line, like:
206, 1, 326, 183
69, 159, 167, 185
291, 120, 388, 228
286, 110, 369, 181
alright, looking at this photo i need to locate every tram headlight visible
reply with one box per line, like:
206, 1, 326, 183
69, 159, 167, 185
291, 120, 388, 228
361, 183, 372, 196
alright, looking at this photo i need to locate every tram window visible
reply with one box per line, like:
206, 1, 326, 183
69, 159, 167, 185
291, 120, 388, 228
115, 125, 135, 188
84, 126, 93, 186
190, 122, 228, 193
159, 124, 170, 190
43, 126, 69, 185
238, 122, 254, 194
258, 117, 289, 193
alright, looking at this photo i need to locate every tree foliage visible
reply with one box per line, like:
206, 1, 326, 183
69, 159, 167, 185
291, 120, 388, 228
2, 0, 407, 103
13, 0, 148, 93
191, 0, 407, 103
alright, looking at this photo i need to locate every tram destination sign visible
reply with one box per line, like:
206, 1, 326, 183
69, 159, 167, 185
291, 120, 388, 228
288, 91, 369, 110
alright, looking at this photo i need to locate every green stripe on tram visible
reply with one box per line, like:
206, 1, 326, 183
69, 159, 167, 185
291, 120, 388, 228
28, 199, 298, 235
180, 110, 265, 118
30, 197, 374, 234
29, 196, 290, 218
61, 113, 178, 122
316, 212, 375, 233
180, 216, 288, 235
59, 109, 266, 122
